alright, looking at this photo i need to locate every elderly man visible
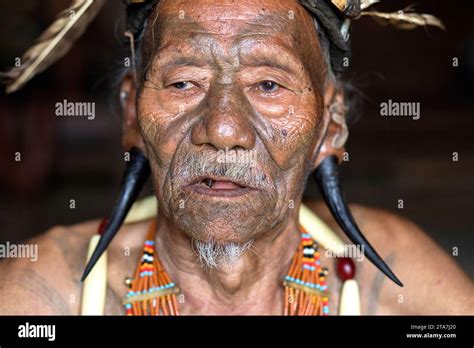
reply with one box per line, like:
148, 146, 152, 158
1, 0, 473, 316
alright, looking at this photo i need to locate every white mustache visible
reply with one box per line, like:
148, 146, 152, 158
172, 151, 274, 191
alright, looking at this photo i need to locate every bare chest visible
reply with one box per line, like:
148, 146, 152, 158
102, 247, 345, 315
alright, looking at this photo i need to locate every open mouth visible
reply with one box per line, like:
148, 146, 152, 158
200, 178, 244, 190
184, 177, 255, 197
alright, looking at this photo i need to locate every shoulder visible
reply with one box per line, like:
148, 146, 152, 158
303, 199, 423, 269
303, 199, 474, 314
303, 199, 418, 248
0, 221, 98, 314
0, 219, 149, 315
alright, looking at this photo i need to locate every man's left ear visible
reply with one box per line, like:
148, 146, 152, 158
121, 74, 147, 153
81, 75, 151, 282
312, 81, 348, 169
310, 82, 404, 287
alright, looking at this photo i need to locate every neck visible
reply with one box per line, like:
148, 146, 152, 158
154, 204, 301, 315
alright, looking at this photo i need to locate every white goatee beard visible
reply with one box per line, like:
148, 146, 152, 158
193, 239, 254, 270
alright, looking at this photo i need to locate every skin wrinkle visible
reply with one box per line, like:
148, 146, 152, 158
48, 230, 88, 285
128, 0, 335, 312
238, 39, 309, 86
144, 7, 323, 90
11, 269, 72, 314
141, 47, 318, 169
105, 246, 136, 314
104, 285, 124, 315
367, 253, 396, 314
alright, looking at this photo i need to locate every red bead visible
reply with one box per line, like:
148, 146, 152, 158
336, 257, 356, 281
98, 218, 109, 235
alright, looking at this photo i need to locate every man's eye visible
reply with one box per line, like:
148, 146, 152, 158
171, 81, 194, 90
257, 80, 280, 93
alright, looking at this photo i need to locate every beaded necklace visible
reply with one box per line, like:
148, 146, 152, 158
123, 221, 330, 316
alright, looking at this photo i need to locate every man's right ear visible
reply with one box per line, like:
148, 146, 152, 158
121, 74, 146, 153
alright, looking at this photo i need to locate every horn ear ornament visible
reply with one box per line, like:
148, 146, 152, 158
81, 147, 150, 282
314, 155, 403, 287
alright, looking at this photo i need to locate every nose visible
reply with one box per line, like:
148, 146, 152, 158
191, 83, 256, 151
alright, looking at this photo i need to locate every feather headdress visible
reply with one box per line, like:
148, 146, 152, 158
2, 0, 444, 88
2, 0, 105, 94
360, 9, 445, 30
299, 0, 444, 72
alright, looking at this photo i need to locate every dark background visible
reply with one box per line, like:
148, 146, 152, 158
0, 1, 473, 276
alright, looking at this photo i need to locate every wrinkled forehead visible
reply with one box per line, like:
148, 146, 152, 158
155, 0, 311, 38
142, 0, 327, 89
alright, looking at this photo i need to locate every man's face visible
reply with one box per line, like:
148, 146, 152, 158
137, 0, 328, 244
